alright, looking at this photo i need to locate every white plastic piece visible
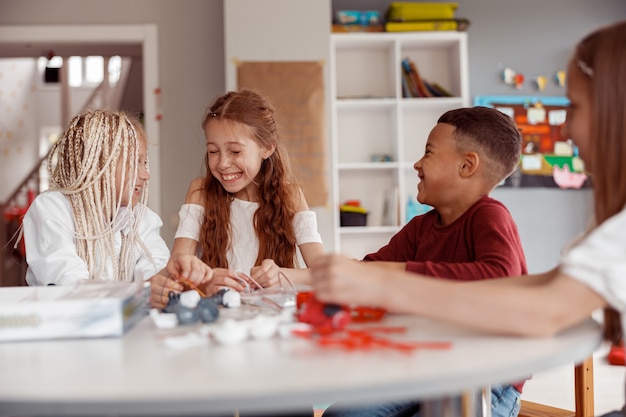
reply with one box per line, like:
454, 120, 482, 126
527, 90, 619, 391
247, 315, 279, 339
149, 308, 178, 329
222, 288, 241, 308
212, 319, 248, 345
179, 290, 201, 308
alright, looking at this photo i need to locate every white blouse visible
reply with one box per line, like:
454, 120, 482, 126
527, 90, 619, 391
174, 199, 323, 272
23, 191, 170, 286
560, 207, 626, 314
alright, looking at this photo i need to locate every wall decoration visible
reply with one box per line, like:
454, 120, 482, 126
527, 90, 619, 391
474, 95, 589, 189
554, 70, 566, 87
534, 75, 547, 92
501, 67, 525, 89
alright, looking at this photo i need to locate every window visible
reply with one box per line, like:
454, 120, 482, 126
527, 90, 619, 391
39, 56, 122, 87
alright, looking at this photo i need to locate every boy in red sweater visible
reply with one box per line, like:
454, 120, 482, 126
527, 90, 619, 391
321, 106, 527, 417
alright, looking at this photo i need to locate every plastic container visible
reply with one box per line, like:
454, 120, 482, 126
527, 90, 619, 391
340, 211, 368, 227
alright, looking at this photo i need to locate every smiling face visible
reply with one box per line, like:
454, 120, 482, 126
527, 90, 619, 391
413, 123, 465, 208
115, 133, 150, 207
205, 119, 274, 201
562, 59, 593, 173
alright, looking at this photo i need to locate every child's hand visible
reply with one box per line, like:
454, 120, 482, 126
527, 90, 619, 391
203, 268, 248, 295
149, 273, 184, 309
310, 254, 385, 308
250, 259, 281, 288
166, 253, 213, 287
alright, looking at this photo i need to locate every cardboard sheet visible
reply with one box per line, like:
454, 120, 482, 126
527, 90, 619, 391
237, 61, 328, 206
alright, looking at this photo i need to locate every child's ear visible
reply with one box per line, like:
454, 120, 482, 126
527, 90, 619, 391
459, 152, 479, 178
263, 144, 276, 160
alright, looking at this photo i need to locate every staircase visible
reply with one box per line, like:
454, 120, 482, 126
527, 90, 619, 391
0, 56, 133, 287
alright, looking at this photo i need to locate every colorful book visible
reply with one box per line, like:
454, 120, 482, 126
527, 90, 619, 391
386, 20, 458, 32
401, 58, 420, 97
407, 59, 433, 97
400, 57, 455, 98
385, 18, 470, 32
430, 81, 454, 97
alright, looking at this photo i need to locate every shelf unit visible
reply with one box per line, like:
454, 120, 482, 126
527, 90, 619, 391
330, 31, 469, 259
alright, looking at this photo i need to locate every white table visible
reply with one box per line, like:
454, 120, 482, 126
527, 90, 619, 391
0, 311, 602, 416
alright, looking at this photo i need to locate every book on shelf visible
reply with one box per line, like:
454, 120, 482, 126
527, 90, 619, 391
385, 18, 470, 32
400, 57, 453, 98
428, 81, 454, 97
401, 58, 419, 97
401, 70, 413, 98
408, 59, 433, 97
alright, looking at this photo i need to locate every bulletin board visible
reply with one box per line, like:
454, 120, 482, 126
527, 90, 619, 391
237, 61, 328, 206
474, 95, 590, 189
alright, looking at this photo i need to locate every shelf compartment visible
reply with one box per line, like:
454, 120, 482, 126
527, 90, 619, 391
333, 35, 396, 99
338, 170, 398, 228
336, 106, 398, 164
399, 33, 467, 99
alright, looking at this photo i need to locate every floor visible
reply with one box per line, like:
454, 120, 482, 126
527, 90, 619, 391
521, 341, 625, 416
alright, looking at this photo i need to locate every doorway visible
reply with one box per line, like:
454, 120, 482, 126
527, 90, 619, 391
0, 24, 161, 213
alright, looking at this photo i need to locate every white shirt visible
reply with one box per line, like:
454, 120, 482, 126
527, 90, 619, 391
174, 199, 323, 272
560, 207, 626, 313
23, 191, 170, 286
560, 206, 626, 404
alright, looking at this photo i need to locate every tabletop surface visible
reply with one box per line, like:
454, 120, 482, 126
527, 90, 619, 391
0, 307, 602, 416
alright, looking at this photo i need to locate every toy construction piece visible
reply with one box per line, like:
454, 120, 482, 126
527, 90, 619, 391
294, 291, 451, 352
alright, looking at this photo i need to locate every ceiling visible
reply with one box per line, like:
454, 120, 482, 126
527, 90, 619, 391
0, 42, 143, 59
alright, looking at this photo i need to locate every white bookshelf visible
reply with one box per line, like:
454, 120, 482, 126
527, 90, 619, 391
330, 31, 470, 259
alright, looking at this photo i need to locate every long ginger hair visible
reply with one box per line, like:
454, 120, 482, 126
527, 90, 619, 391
48, 109, 148, 281
573, 21, 626, 343
197, 89, 299, 268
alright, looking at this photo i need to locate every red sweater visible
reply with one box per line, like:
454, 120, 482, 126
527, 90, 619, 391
364, 195, 528, 392
365, 196, 527, 279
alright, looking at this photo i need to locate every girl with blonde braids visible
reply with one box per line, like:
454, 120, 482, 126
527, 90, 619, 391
151, 89, 324, 307
23, 110, 212, 295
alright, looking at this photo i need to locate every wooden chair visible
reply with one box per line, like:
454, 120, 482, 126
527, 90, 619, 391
519, 356, 594, 417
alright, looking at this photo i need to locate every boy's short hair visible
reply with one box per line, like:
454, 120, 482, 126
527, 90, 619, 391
438, 106, 522, 187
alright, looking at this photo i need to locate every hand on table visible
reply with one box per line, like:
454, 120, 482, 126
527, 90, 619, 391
203, 268, 249, 296
310, 254, 386, 308
250, 259, 282, 288
150, 273, 184, 309
150, 254, 213, 309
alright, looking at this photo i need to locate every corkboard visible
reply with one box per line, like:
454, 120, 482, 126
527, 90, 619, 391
237, 61, 328, 206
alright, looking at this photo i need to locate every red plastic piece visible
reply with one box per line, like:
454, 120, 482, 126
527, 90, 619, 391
295, 291, 451, 353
